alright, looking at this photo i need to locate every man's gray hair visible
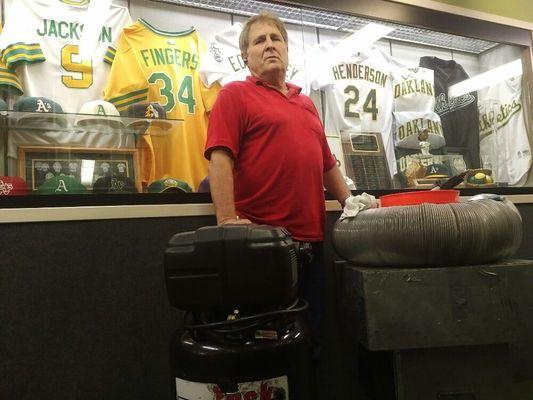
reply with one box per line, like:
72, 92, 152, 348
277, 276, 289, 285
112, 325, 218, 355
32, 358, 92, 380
239, 11, 288, 57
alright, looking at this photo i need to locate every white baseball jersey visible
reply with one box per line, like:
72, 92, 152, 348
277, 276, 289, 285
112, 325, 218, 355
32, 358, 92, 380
478, 46, 531, 186
478, 89, 530, 185
390, 59, 435, 112
311, 44, 396, 175
393, 111, 445, 150
0, 0, 132, 113
200, 23, 308, 92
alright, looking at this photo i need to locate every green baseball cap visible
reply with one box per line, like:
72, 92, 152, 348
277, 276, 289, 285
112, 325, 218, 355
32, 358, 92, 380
147, 177, 192, 193
14, 96, 67, 127
424, 163, 451, 179
37, 176, 87, 194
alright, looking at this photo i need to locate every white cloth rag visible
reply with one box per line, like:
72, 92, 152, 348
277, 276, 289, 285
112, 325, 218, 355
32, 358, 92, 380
340, 193, 379, 220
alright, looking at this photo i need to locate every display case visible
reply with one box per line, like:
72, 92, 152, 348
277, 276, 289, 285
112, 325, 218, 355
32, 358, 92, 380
0, 0, 531, 205
2, 3, 533, 400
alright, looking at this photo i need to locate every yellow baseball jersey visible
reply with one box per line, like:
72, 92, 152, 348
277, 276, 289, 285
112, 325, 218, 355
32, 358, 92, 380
104, 19, 220, 189
0, 25, 22, 94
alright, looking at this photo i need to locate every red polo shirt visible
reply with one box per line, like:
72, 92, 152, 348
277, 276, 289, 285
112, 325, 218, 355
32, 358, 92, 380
205, 76, 336, 241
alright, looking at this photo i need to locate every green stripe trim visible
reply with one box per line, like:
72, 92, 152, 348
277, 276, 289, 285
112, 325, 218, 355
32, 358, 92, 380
59, 0, 89, 6
6, 55, 45, 69
0, 69, 20, 82
2, 42, 41, 52
0, 81, 22, 91
104, 48, 115, 65
114, 92, 148, 108
116, 96, 148, 111
2, 43, 44, 67
0, 75, 22, 87
0, 80, 23, 94
103, 47, 116, 65
0, 72, 21, 81
138, 18, 195, 37
4, 47, 44, 60
108, 88, 148, 104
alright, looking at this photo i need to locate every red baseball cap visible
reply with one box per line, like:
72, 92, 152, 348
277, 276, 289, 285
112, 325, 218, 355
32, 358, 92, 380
0, 176, 30, 195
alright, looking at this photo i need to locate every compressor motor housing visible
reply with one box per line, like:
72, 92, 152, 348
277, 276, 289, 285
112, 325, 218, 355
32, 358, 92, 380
164, 224, 298, 312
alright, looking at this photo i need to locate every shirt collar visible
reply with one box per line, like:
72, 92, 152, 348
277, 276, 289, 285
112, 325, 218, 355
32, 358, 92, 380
246, 75, 302, 96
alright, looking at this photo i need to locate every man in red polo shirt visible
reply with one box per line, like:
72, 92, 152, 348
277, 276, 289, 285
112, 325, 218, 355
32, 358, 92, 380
204, 11, 351, 351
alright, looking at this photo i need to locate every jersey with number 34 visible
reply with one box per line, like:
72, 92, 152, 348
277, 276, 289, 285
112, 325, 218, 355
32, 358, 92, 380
104, 19, 220, 188
0, 0, 132, 113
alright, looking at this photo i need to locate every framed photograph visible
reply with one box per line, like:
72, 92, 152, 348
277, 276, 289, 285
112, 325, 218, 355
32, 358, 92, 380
18, 146, 141, 192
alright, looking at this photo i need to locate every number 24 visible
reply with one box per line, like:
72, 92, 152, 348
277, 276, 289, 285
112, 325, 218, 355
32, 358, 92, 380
344, 86, 378, 120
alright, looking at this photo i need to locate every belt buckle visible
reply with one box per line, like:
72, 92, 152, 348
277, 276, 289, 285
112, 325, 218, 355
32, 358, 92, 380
296, 241, 314, 266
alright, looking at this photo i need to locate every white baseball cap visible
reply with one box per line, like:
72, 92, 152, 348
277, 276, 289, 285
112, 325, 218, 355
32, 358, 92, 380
75, 100, 124, 129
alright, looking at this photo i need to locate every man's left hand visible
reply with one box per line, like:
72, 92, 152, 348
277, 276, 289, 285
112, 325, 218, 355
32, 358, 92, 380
340, 193, 379, 220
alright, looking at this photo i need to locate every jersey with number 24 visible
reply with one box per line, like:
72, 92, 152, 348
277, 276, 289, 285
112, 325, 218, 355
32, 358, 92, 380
312, 46, 395, 174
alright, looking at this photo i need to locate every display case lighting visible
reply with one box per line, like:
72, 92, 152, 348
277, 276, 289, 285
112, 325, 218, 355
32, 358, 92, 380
80, 159, 96, 187
448, 59, 523, 98
153, 0, 499, 54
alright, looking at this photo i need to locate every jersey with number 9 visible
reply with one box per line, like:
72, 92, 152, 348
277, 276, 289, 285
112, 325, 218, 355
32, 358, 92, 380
0, 0, 132, 113
104, 19, 220, 189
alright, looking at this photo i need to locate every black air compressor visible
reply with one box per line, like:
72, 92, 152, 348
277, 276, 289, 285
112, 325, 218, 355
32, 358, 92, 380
164, 225, 313, 400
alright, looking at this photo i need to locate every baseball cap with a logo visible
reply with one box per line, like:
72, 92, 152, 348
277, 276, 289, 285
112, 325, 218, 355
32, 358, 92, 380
147, 177, 192, 193
0, 176, 29, 195
93, 174, 138, 193
75, 100, 124, 129
14, 97, 67, 127
122, 102, 173, 134
424, 163, 451, 179
37, 176, 87, 194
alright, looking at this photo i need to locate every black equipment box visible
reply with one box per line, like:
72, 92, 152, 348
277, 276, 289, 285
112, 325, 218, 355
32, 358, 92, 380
165, 225, 298, 311
339, 259, 533, 351
337, 259, 533, 399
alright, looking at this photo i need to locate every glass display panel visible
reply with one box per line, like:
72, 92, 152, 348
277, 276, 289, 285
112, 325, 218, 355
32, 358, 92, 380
0, 0, 531, 198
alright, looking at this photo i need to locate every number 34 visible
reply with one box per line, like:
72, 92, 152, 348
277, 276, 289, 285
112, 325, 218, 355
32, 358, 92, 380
149, 72, 196, 114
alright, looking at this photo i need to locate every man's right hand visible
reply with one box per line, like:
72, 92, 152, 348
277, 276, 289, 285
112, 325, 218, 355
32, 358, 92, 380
218, 217, 253, 226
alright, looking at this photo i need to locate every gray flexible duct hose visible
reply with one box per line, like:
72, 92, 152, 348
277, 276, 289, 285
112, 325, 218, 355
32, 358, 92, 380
332, 199, 522, 267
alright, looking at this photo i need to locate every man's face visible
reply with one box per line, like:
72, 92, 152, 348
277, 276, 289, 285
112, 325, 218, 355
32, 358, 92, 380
244, 21, 288, 79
